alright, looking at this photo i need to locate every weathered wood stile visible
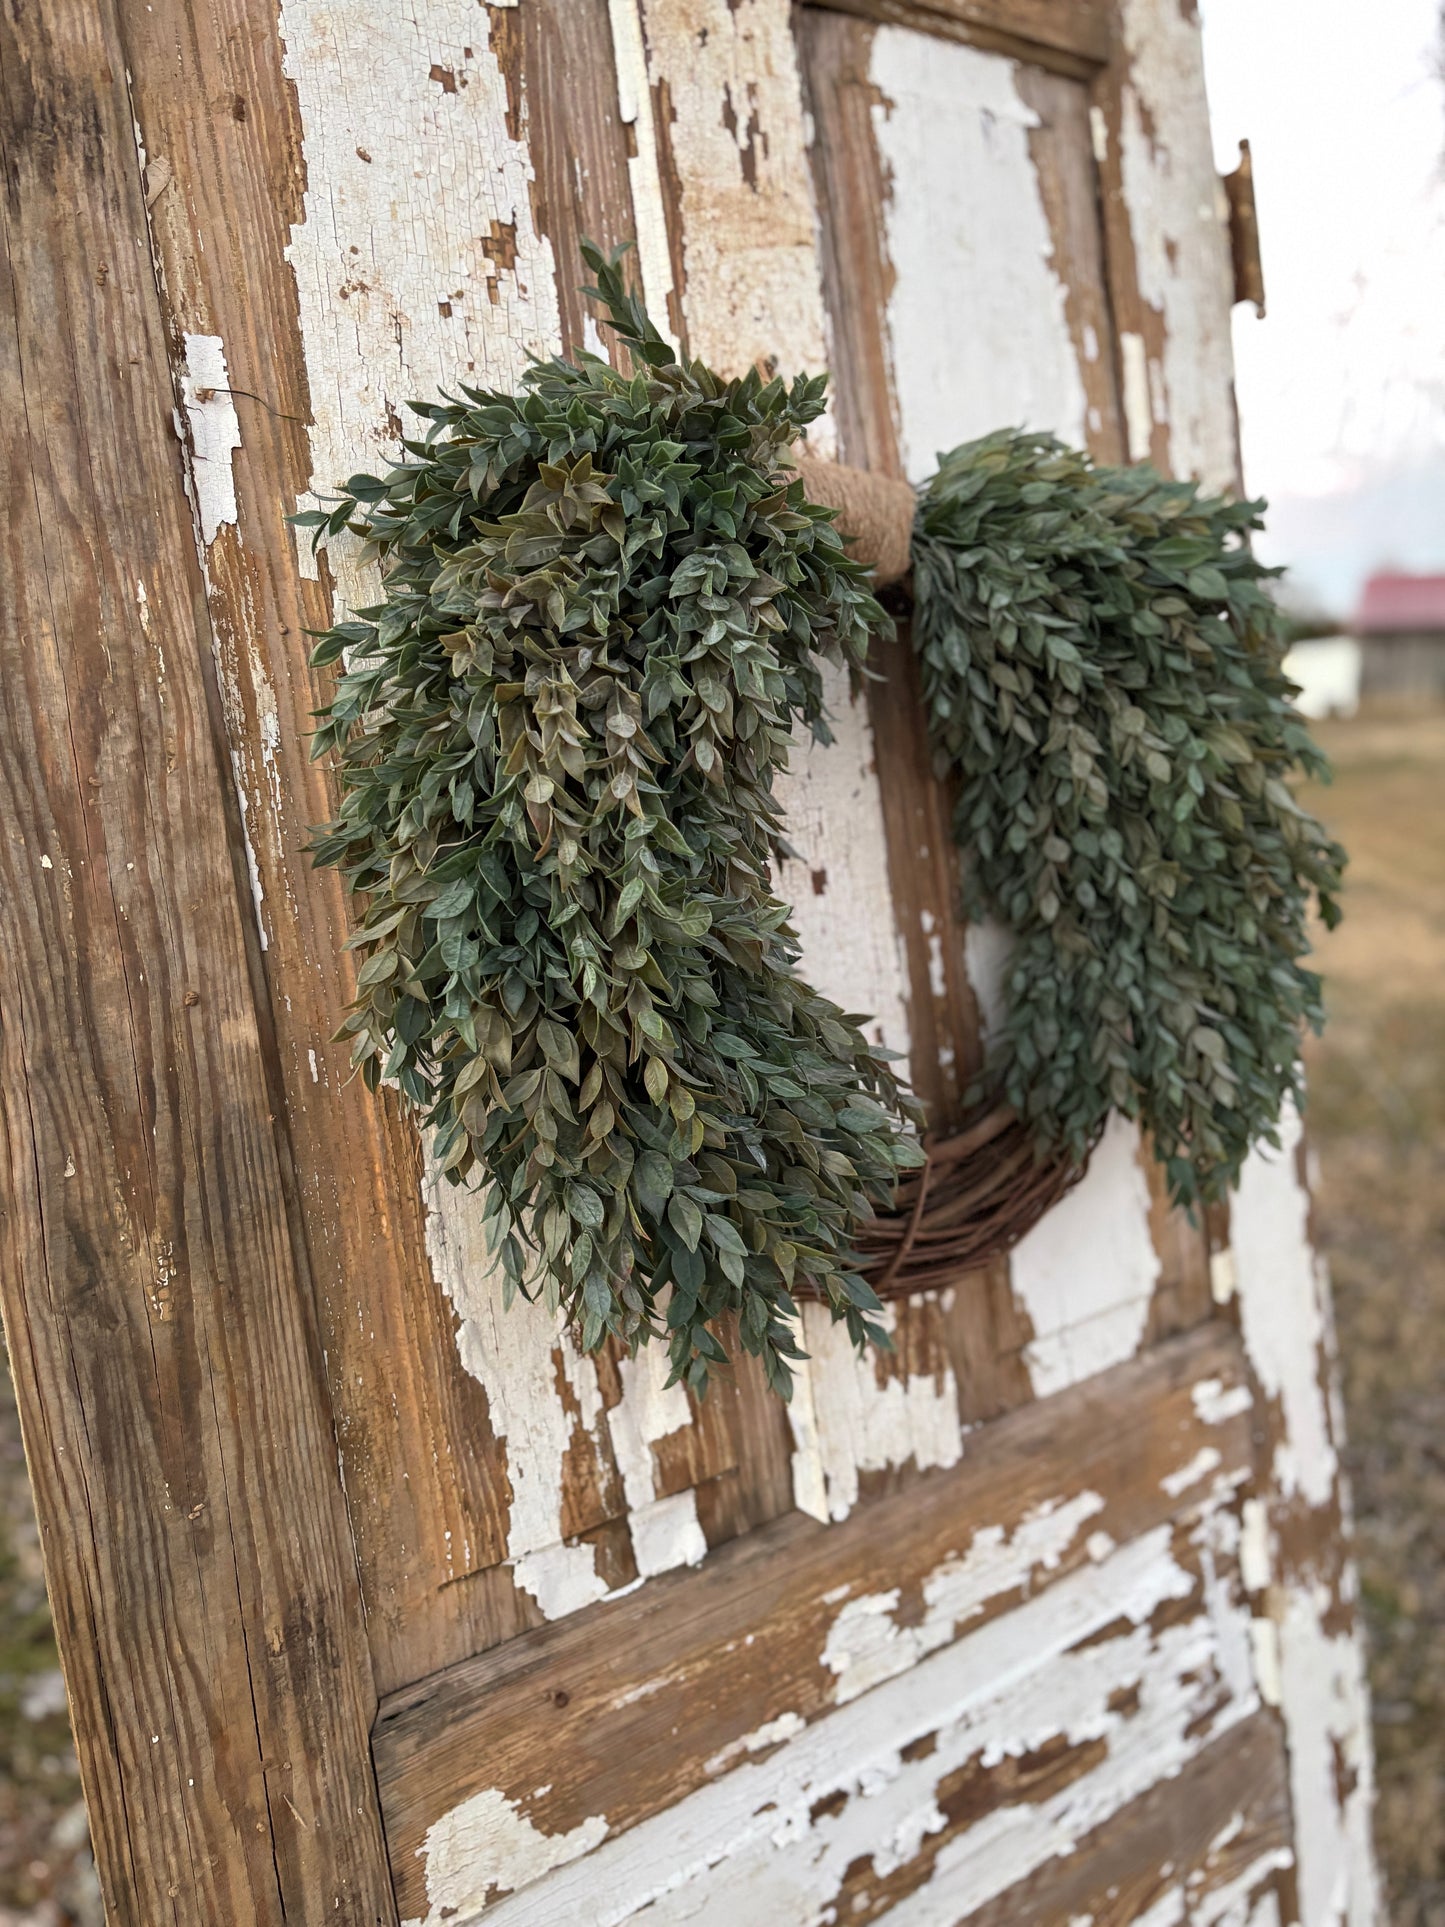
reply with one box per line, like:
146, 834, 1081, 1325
0, 0, 1380, 1921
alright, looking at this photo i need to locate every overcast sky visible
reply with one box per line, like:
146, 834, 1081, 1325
1200, 0, 1445, 616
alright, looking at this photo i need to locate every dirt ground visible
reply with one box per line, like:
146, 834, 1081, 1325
0, 709, 1438, 1922
0, 1372, 99, 1925
1301, 707, 1445, 1926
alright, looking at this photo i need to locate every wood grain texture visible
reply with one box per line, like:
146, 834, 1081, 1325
0, 1, 393, 1918
376, 1320, 1255, 1916
801, 0, 1112, 78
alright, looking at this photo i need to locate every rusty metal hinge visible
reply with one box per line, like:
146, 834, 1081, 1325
1222, 139, 1265, 316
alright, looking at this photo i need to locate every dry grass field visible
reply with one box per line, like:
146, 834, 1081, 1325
0, 708, 1438, 1922
1302, 707, 1445, 1925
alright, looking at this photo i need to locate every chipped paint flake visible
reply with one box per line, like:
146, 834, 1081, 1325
1191, 1376, 1252, 1428
1209, 1242, 1238, 1304
177, 333, 241, 545
1120, 328, 1154, 462
627, 1491, 706, 1580
704, 1710, 805, 1776
406, 1786, 609, 1927
1239, 1497, 1272, 1595
1160, 1446, 1222, 1499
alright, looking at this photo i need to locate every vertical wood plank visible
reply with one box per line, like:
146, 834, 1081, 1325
121, 0, 797, 1685
0, 1, 394, 1918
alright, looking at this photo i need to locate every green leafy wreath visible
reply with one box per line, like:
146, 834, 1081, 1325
912, 433, 1343, 1209
298, 243, 1342, 1397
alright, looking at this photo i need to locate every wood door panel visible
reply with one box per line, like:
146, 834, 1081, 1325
375, 1322, 1258, 1920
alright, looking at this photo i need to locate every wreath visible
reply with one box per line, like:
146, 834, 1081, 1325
298, 243, 1342, 1398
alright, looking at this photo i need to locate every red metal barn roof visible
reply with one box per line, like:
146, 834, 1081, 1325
1353, 571, 1445, 634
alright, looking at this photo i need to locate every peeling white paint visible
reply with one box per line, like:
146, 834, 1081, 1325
1275, 1584, 1381, 1927
774, 684, 912, 1064
1160, 1446, 1222, 1499
607, 1343, 690, 1514
1194, 1847, 1294, 1927
1232, 1103, 1381, 1920
703, 1710, 805, 1776
1250, 1617, 1283, 1710
1210, 1243, 1239, 1304
177, 333, 241, 545
1120, 327, 1154, 462
1232, 1108, 1334, 1509
627, 1491, 706, 1580
823, 1489, 1105, 1703
788, 1300, 961, 1523
1239, 1497, 1272, 1595
962, 918, 1011, 1042
279, 0, 560, 616
1010, 1114, 1160, 1399
281, 0, 714, 1614
639, 0, 832, 402
423, 1172, 611, 1619
406, 1786, 609, 1927
464, 1516, 1253, 1926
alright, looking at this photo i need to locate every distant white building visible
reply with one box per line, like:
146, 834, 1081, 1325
1283, 634, 1361, 718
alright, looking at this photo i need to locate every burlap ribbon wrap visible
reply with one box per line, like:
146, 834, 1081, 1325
791, 452, 917, 590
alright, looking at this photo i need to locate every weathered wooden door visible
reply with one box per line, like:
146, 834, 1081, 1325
2, 1, 1380, 1922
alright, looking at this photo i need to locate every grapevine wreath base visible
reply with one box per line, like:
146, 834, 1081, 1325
300, 244, 1342, 1392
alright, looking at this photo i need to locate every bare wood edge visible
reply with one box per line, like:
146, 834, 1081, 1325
800, 0, 1112, 79
374, 1319, 1254, 1912
0, 2, 394, 1917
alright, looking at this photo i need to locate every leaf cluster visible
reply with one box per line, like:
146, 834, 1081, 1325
300, 243, 922, 1398
911, 429, 1345, 1206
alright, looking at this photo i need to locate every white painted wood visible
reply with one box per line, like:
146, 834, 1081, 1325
632, 0, 958, 1521
605, 0, 677, 345
1231, 1111, 1382, 1927
407, 1494, 1259, 1925
868, 31, 1088, 475
1009, 1113, 1160, 1398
